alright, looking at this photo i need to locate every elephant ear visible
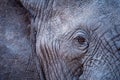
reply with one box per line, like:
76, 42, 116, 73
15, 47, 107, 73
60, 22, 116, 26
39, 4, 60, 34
19, 0, 46, 17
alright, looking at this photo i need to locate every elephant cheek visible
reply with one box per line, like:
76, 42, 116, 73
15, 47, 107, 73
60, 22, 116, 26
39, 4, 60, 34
79, 54, 119, 80
79, 66, 111, 80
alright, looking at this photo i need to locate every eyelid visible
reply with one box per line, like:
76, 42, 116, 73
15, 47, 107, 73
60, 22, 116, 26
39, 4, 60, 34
66, 29, 88, 40
73, 30, 87, 39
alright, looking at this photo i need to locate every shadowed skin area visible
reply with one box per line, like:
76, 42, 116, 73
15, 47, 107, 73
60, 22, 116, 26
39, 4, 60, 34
0, 0, 40, 80
0, 0, 120, 80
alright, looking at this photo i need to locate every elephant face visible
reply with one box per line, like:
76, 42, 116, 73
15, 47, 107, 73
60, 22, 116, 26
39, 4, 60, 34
20, 0, 120, 80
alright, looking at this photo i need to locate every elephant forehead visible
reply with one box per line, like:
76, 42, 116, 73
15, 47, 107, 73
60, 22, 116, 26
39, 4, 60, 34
36, 0, 120, 39
47, 4, 97, 34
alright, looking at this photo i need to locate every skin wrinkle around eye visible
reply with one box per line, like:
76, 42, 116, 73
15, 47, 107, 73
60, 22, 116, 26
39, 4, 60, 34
35, 6, 99, 78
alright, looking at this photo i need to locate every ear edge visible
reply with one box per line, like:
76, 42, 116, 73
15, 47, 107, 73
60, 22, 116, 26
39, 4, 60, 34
19, 0, 42, 17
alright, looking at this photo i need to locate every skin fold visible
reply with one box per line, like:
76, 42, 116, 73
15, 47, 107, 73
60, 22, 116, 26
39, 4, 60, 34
0, 0, 120, 80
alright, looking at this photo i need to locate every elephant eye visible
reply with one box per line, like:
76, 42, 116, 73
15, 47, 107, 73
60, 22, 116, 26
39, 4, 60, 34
73, 31, 89, 49
76, 36, 86, 45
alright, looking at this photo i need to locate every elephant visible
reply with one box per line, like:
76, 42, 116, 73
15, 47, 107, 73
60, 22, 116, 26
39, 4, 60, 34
0, 0, 120, 80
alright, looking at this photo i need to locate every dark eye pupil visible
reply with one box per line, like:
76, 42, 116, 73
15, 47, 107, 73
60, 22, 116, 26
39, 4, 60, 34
77, 36, 86, 44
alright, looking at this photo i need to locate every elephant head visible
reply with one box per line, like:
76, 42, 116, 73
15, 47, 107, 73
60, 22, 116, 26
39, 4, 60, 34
19, 0, 120, 80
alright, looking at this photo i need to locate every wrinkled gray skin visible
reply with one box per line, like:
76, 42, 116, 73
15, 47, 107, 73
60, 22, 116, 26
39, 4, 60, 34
0, 0, 120, 80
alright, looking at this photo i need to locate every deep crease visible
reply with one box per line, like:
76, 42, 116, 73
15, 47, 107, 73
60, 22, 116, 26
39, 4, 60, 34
101, 38, 119, 79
